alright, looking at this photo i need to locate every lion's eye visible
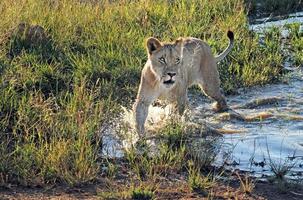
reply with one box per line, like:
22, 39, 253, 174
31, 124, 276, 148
175, 57, 180, 64
159, 57, 166, 64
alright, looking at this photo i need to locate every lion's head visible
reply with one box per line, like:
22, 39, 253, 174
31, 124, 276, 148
146, 37, 183, 88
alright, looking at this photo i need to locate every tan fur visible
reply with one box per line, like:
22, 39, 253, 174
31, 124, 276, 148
133, 31, 234, 136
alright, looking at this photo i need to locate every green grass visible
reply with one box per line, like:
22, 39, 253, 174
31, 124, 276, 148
125, 139, 186, 180
286, 23, 303, 66
187, 160, 216, 196
0, 0, 290, 186
131, 186, 155, 200
98, 183, 156, 200
236, 172, 256, 194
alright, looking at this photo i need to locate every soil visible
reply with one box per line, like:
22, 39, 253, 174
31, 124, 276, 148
1, 172, 303, 200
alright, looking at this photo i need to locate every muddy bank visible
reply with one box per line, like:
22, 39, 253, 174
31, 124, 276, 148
1, 170, 303, 200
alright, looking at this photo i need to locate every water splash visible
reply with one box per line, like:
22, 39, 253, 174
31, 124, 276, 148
102, 104, 174, 157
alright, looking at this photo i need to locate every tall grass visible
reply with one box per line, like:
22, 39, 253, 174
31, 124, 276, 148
0, 0, 284, 185
287, 23, 303, 66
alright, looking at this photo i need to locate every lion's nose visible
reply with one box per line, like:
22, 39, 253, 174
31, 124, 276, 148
167, 72, 176, 77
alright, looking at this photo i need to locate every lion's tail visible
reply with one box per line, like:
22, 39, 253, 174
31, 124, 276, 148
214, 31, 234, 63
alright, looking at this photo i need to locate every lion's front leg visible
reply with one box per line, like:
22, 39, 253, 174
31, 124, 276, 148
177, 95, 188, 115
176, 88, 188, 115
133, 99, 151, 137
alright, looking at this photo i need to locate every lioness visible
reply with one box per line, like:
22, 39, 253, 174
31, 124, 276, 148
133, 31, 234, 136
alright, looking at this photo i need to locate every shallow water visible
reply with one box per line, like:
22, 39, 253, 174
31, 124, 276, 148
198, 12, 303, 178
250, 11, 303, 33
191, 69, 303, 179
210, 13, 303, 179
102, 70, 303, 179
102, 13, 303, 179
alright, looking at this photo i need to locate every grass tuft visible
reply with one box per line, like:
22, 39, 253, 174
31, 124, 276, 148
236, 172, 255, 194
131, 186, 155, 200
187, 160, 216, 196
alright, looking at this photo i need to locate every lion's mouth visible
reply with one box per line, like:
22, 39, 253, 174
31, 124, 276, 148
163, 79, 175, 85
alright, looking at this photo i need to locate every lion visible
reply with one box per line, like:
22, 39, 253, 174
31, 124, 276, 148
133, 31, 234, 136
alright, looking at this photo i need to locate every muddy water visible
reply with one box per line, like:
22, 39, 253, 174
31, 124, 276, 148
102, 14, 303, 179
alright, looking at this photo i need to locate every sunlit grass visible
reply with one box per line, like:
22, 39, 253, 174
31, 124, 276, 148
0, 0, 289, 186
236, 172, 256, 194
286, 23, 303, 66
187, 160, 216, 196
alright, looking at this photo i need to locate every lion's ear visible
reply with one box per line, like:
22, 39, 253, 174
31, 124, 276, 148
174, 37, 183, 46
146, 37, 162, 55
